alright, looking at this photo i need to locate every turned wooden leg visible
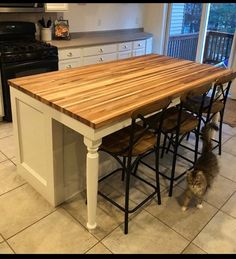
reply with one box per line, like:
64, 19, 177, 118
84, 137, 102, 230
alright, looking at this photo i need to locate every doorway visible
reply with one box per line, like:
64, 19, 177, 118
164, 3, 236, 66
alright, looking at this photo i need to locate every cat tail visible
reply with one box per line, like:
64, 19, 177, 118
201, 122, 218, 153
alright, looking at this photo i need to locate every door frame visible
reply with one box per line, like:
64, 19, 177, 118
163, 3, 235, 65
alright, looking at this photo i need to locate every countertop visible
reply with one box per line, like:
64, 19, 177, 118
8, 54, 234, 129
50, 28, 153, 49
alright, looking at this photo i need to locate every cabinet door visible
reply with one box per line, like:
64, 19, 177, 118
118, 42, 132, 52
132, 49, 146, 57
83, 53, 117, 66
58, 48, 81, 61
118, 51, 132, 60
133, 40, 146, 50
59, 58, 81, 70
83, 44, 117, 56
45, 3, 68, 12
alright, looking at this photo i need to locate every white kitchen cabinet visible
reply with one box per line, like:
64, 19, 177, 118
82, 44, 117, 66
118, 42, 132, 52
58, 47, 82, 71
133, 40, 146, 50
59, 58, 81, 70
118, 51, 132, 60
132, 40, 146, 57
83, 53, 117, 66
83, 44, 117, 57
58, 37, 152, 70
58, 47, 81, 60
132, 49, 146, 57
45, 3, 68, 12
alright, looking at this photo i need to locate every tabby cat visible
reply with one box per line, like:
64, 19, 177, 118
182, 122, 219, 211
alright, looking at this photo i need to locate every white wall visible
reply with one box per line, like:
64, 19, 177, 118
63, 3, 144, 32
143, 3, 168, 54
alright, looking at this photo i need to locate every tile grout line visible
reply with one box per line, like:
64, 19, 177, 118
0, 183, 27, 199
5, 209, 58, 243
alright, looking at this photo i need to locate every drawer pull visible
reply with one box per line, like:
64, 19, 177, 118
138, 43, 141, 47
67, 52, 73, 57
123, 45, 127, 49
99, 48, 103, 53
66, 65, 72, 68
99, 57, 104, 62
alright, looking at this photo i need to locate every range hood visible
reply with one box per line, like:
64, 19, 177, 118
0, 3, 44, 13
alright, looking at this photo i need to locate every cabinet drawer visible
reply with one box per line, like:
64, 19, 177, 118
133, 40, 146, 50
132, 49, 146, 57
83, 53, 117, 66
118, 42, 132, 52
83, 44, 117, 57
118, 51, 132, 60
59, 59, 81, 70
58, 48, 81, 60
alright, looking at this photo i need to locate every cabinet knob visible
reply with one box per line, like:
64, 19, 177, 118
66, 65, 72, 68
99, 57, 103, 62
138, 43, 141, 47
124, 45, 127, 49
99, 48, 103, 53
67, 52, 73, 57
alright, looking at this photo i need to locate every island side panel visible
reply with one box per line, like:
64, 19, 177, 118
10, 87, 66, 206
10, 87, 119, 207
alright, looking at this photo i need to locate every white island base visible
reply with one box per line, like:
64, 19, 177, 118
10, 87, 121, 230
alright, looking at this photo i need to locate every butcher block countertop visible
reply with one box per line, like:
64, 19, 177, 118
8, 54, 234, 129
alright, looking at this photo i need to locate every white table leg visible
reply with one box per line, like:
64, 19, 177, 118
83, 137, 102, 230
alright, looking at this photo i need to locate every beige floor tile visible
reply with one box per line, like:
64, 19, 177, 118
0, 152, 8, 163
145, 187, 217, 241
0, 160, 26, 196
63, 188, 124, 241
182, 243, 207, 254
0, 136, 16, 159
8, 208, 98, 254
86, 243, 112, 254
102, 210, 188, 254
222, 136, 236, 156
218, 152, 236, 182
0, 242, 14, 254
0, 122, 13, 139
0, 184, 55, 239
193, 211, 236, 253
222, 123, 236, 136
10, 157, 17, 166
221, 192, 236, 218
204, 175, 236, 209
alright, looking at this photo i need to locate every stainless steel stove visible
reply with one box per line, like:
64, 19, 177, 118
0, 21, 58, 121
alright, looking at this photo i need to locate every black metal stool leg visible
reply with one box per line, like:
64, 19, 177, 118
124, 166, 131, 234
161, 133, 167, 158
121, 157, 126, 181
169, 132, 179, 197
155, 148, 161, 204
218, 111, 223, 155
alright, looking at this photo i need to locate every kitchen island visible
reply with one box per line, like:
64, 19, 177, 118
8, 54, 234, 230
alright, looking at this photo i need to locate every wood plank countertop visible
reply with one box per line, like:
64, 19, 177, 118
8, 54, 235, 129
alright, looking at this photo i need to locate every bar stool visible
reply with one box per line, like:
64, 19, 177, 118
98, 97, 171, 234
140, 83, 213, 197
183, 72, 236, 155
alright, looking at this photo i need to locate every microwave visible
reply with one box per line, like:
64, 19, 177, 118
0, 3, 44, 12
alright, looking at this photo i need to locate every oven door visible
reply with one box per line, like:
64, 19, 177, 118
1, 58, 58, 121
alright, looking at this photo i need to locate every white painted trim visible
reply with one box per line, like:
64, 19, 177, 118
195, 3, 211, 63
